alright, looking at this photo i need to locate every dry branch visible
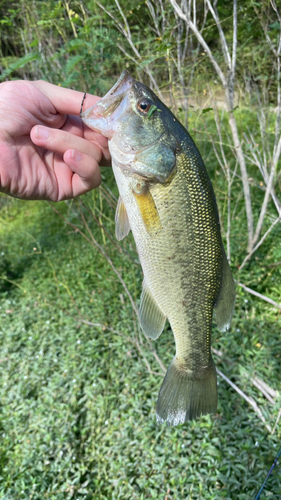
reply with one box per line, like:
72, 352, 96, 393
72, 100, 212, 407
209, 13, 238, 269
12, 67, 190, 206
81, 320, 165, 376
217, 369, 272, 433
239, 216, 281, 270
237, 282, 281, 310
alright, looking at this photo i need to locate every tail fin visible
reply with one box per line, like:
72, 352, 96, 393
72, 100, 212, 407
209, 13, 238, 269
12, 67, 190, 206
156, 357, 217, 426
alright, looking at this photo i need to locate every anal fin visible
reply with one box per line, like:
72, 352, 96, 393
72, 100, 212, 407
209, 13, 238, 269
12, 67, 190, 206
214, 248, 236, 332
115, 196, 131, 241
139, 281, 166, 340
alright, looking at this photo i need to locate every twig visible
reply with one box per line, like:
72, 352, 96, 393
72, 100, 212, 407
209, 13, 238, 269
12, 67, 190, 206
217, 369, 272, 433
95, 0, 163, 98
78, 202, 139, 317
264, 261, 281, 269
250, 377, 276, 405
213, 348, 277, 403
50, 203, 138, 316
271, 409, 281, 435
169, 0, 227, 86
81, 320, 164, 376
150, 347, 166, 374
136, 340, 163, 376
239, 216, 281, 270
205, 0, 231, 70
78, 199, 139, 266
253, 155, 281, 247
212, 347, 224, 357
237, 282, 281, 310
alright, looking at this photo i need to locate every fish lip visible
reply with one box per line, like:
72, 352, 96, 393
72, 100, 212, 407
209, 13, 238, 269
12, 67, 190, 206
81, 93, 130, 138
103, 70, 134, 99
81, 71, 134, 121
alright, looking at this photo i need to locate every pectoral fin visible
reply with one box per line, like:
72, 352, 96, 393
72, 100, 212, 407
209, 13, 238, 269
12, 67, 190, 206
214, 249, 236, 332
115, 197, 131, 241
133, 188, 161, 235
139, 281, 166, 339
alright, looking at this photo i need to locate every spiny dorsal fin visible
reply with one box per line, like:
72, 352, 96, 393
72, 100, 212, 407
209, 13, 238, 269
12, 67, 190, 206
214, 248, 236, 332
139, 281, 166, 340
115, 197, 131, 241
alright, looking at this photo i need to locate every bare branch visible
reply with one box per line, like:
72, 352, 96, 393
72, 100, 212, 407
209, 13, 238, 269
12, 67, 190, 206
270, 0, 281, 24
50, 202, 139, 316
228, 115, 254, 250
253, 161, 280, 247
253, 4, 277, 56
230, 0, 237, 110
213, 348, 277, 403
96, 0, 164, 98
232, 0, 237, 75
244, 129, 281, 216
272, 409, 281, 435
146, 0, 161, 36
96, 1, 126, 39
250, 377, 276, 405
237, 282, 281, 310
169, 0, 227, 86
240, 216, 281, 270
114, 0, 131, 38
217, 369, 272, 433
81, 321, 165, 375
116, 43, 139, 65
205, 0, 231, 69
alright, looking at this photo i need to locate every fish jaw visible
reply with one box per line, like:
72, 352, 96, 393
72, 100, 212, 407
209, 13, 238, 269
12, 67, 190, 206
81, 70, 134, 138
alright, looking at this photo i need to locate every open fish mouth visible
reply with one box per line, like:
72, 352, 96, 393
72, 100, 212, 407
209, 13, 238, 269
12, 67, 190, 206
102, 70, 134, 102
81, 71, 134, 137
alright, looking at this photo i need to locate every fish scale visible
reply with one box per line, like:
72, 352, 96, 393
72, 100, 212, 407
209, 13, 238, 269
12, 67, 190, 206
82, 70, 236, 426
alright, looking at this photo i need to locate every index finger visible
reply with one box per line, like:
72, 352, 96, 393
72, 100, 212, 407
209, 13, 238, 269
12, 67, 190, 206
32, 80, 101, 116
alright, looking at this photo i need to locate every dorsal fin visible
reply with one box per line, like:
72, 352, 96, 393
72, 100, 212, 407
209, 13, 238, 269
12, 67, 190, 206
214, 249, 236, 332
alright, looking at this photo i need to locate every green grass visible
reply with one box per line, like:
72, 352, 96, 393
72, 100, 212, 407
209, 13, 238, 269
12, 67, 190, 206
0, 171, 280, 499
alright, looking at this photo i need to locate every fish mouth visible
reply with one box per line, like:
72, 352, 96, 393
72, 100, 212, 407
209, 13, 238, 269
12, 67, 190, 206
81, 71, 134, 137
103, 70, 134, 101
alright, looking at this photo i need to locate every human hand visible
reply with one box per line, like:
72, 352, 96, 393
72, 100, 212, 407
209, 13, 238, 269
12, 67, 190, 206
0, 80, 110, 201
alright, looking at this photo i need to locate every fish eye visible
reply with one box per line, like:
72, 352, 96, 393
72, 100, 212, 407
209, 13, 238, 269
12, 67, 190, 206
137, 100, 151, 113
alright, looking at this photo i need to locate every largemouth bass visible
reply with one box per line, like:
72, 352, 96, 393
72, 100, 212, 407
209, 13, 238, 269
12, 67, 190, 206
81, 71, 235, 426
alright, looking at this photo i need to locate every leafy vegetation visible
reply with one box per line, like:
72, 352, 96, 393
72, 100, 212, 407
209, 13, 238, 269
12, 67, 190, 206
0, 183, 280, 499
0, 1, 281, 499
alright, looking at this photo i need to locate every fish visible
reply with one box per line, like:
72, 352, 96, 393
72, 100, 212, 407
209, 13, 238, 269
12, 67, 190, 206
81, 71, 236, 426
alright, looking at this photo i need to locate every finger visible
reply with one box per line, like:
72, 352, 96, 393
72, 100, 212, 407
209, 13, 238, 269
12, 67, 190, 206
30, 125, 103, 164
63, 149, 102, 197
32, 80, 101, 117
61, 115, 111, 165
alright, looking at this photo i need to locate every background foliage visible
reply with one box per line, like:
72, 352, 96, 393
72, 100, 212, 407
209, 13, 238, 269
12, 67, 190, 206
0, 1, 281, 499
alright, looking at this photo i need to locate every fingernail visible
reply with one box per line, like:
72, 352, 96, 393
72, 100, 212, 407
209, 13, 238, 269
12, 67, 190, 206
36, 126, 49, 140
71, 150, 82, 162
